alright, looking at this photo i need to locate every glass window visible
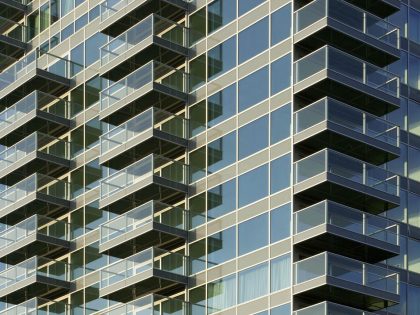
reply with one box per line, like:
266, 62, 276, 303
271, 254, 291, 292
271, 104, 291, 143
271, 203, 291, 243
239, 115, 269, 159
190, 55, 206, 91
190, 8, 206, 45
208, 179, 236, 220
271, 304, 292, 315
190, 101, 206, 136
239, 0, 265, 16
239, 213, 268, 255
40, 3, 50, 33
408, 237, 420, 274
238, 262, 268, 303
61, 0, 74, 17
271, 54, 291, 95
271, 154, 291, 193
408, 146, 420, 182
239, 17, 269, 64
190, 240, 206, 274
409, 8, 420, 44
409, 100, 420, 136
51, 0, 59, 24
75, 13, 88, 32
89, 5, 100, 21
271, 4, 292, 45
207, 275, 236, 313
239, 66, 269, 112
409, 54, 420, 90
208, 0, 236, 34
208, 132, 236, 173
61, 23, 74, 41
190, 192, 206, 229
190, 147, 206, 182
208, 227, 236, 267
71, 44, 84, 76
208, 84, 236, 127
208, 36, 236, 80
239, 164, 269, 207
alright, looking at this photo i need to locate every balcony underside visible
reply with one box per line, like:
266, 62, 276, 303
294, 224, 400, 263
347, 0, 400, 18
294, 18, 399, 67
0, 35, 27, 60
101, 0, 188, 37
294, 70, 400, 116
99, 269, 187, 303
293, 276, 399, 311
100, 85, 187, 125
101, 38, 188, 81
0, 53, 16, 72
294, 121, 400, 165
99, 178, 187, 213
99, 222, 188, 258
0, 0, 26, 21
0, 234, 71, 265
294, 173, 400, 214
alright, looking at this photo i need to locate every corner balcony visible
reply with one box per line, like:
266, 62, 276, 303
99, 154, 188, 212
0, 49, 76, 106
100, 14, 188, 80
294, 46, 400, 116
294, 301, 385, 315
0, 174, 71, 225
293, 252, 399, 311
293, 149, 400, 213
293, 200, 399, 263
0, 91, 74, 145
0, 0, 27, 22
0, 17, 28, 60
99, 0, 188, 37
0, 132, 73, 185
100, 107, 188, 167
99, 60, 187, 124
99, 200, 188, 257
0, 215, 71, 264
99, 247, 188, 302
294, 0, 399, 67
293, 97, 400, 165
0, 256, 70, 304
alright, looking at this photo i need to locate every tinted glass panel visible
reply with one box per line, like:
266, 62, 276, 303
208, 227, 236, 266
208, 132, 236, 173
239, 66, 269, 112
208, 179, 236, 219
208, 0, 236, 33
271, 154, 291, 193
271, 54, 291, 95
271, 203, 291, 242
208, 36, 236, 80
208, 84, 236, 127
239, 0, 266, 16
239, 164, 269, 207
271, 104, 291, 143
239, 17, 269, 64
239, 115, 269, 159
239, 213, 269, 255
271, 4, 292, 45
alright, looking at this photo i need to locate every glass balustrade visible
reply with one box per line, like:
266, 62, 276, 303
294, 301, 381, 315
100, 154, 188, 199
293, 149, 400, 196
0, 298, 88, 315
294, 97, 399, 147
100, 247, 187, 289
101, 107, 187, 154
0, 16, 28, 42
294, 252, 399, 294
294, 0, 399, 48
100, 60, 187, 111
294, 200, 399, 245
100, 200, 187, 244
294, 46, 400, 98
100, 14, 186, 66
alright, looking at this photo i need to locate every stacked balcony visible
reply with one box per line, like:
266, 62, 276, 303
0, 16, 28, 60
293, 301, 389, 315
0, 256, 70, 304
0, 0, 27, 23
0, 298, 86, 315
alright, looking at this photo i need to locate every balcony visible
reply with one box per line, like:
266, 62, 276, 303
0, 174, 72, 225
0, 298, 88, 315
294, 46, 400, 116
0, 0, 27, 22
0, 132, 74, 185
294, 0, 399, 67
293, 97, 400, 165
0, 17, 28, 59
0, 91, 74, 145
293, 252, 399, 311
293, 149, 400, 213
0, 215, 71, 264
100, 14, 188, 80
0, 49, 78, 106
293, 200, 399, 262
99, 200, 187, 257
294, 301, 383, 315
99, 247, 188, 302
99, 154, 188, 212
0, 256, 70, 304
100, 107, 188, 167
346, 0, 400, 19
100, 60, 187, 124
0, 53, 15, 72
99, 0, 188, 37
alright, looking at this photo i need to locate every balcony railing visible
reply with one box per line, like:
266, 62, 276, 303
294, 200, 399, 245
0, 214, 70, 251
101, 107, 187, 155
0, 298, 89, 315
294, 149, 399, 196
100, 154, 188, 199
294, 252, 399, 294
100, 247, 187, 289
100, 60, 187, 111
294, 0, 399, 48
294, 301, 380, 315
0, 16, 28, 42
294, 97, 399, 147
294, 46, 399, 98
100, 14, 187, 66
100, 200, 187, 244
